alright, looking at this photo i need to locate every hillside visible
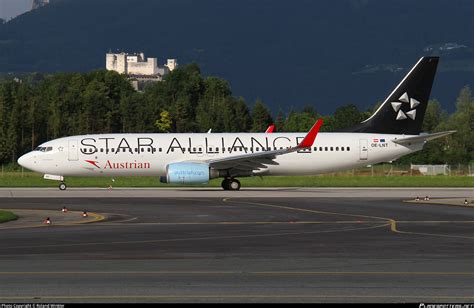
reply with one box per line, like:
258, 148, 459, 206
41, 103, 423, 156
0, 0, 473, 113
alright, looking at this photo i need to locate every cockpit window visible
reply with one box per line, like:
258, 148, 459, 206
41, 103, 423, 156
34, 146, 53, 152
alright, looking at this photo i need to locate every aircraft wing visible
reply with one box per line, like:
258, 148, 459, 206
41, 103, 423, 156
207, 119, 323, 173
392, 130, 456, 145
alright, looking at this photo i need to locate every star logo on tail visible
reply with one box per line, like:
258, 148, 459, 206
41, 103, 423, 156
390, 92, 420, 121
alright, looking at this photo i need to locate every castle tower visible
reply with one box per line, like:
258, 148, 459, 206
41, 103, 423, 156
166, 59, 178, 71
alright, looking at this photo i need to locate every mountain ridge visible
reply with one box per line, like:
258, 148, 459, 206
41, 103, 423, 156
0, 0, 473, 113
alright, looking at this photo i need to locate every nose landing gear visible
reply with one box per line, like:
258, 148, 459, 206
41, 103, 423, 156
43, 174, 66, 190
59, 182, 67, 191
221, 178, 241, 191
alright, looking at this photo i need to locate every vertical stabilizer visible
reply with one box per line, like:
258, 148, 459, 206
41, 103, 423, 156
346, 57, 439, 135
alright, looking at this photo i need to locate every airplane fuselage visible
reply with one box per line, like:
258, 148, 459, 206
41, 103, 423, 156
18, 132, 422, 178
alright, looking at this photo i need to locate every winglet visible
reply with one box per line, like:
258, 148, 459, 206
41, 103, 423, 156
265, 124, 275, 133
297, 119, 323, 148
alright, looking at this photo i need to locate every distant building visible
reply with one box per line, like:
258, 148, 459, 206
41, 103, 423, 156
106, 52, 178, 90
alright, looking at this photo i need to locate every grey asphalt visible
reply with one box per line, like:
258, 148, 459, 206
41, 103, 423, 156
0, 189, 473, 303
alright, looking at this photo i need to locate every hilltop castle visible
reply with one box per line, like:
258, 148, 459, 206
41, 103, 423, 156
106, 52, 178, 90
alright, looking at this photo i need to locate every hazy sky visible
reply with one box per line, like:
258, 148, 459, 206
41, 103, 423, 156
0, 0, 31, 20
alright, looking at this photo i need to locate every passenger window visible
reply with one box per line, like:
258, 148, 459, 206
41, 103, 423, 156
347, 147, 350, 151
100, 148, 104, 153
341, 147, 344, 151
325, 147, 328, 151
314, 147, 317, 151
159, 148, 162, 152
336, 147, 339, 151
147, 148, 151, 152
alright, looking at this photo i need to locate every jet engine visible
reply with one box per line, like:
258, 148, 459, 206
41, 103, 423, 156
159, 162, 219, 184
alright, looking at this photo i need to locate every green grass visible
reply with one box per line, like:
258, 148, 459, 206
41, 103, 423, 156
0, 172, 472, 187
0, 210, 18, 223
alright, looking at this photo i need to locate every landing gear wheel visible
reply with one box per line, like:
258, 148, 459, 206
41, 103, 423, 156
229, 179, 241, 191
221, 179, 230, 190
59, 182, 67, 191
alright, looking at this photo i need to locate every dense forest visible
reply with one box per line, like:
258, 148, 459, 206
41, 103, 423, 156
0, 64, 473, 166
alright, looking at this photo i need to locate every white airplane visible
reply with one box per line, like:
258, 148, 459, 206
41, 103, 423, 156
18, 57, 454, 190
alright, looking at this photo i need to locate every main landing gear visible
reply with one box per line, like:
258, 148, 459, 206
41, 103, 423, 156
221, 178, 241, 191
59, 182, 67, 191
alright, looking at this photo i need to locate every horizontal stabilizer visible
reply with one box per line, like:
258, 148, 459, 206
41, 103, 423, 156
392, 131, 456, 145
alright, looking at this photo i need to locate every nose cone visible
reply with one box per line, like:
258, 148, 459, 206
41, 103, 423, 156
18, 152, 34, 170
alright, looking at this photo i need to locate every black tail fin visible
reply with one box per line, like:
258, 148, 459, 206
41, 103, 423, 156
346, 57, 439, 135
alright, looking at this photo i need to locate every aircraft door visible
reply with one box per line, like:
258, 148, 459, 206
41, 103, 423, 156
359, 139, 368, 160
68, 140, 79, 161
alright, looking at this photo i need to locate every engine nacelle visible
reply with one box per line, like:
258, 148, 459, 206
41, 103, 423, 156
160, 162, 218, 184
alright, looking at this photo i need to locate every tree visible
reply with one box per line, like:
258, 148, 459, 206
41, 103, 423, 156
223, 97, 251, 132
155, 110, 172, 133
275, 109, 286, 132
440, 86, 474, 163
6, 98, 19, 163
332, 104, 363, 130
0, 83, 9, 163
422, 100, 445, 132
173, 97, 196, 132
284, 109, 318, 132
251, 100, 273, 132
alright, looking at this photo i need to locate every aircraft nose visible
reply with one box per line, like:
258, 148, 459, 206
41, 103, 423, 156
17, 152, 33, 170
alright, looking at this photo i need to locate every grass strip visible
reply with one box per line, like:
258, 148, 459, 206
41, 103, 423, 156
0, 172, 472, 187
0, 210, 18, 223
